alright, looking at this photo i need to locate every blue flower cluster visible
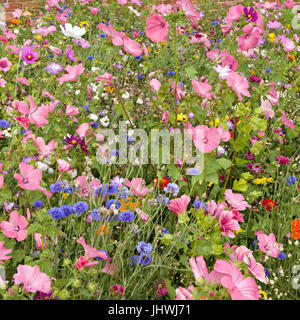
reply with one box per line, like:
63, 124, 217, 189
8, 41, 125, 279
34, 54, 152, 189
0, 119, 10, 128
286, 176, 298, 186
47, 201, 89, 220
130, 242, 153, 266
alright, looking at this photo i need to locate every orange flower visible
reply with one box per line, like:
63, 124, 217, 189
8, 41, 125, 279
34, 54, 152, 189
288, 54, 295, 60
11, 19, 20, 24
96, 224, 111, 236
291, 219, 300, 240
119, 197, 141, 212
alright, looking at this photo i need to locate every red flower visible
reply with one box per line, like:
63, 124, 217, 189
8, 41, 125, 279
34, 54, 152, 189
262, 199, 277, 212
153, 175, 171, 189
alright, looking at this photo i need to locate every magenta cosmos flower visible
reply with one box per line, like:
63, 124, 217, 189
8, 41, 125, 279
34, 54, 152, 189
13, 265, 51, 294
21, 46, 40, 64
0, 57, 12, 72
0, 211, 28, 242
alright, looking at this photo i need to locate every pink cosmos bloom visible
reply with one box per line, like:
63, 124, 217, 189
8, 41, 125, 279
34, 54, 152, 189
57, 63, 84, 85
175, 286, 194, 300
224, 189, 251, 211
102, 258, 117, 276
142, 42, 149, 55
110, 284, 124, 296
255, 230, 283, 258
261, 98, 274, 118
243, 254, 267, 284
224, 4, 244, 22
17, 77, 29, 86
125, 178, 148, 196
0, 241, 12, 264
0, 211, 28, 242
152, 4, 173, 15
14, 162, 42, 190
167, 195, 190, 215
76, 122, 90, 138
276, 156, 290, 165
135, 208, 149, 222
192, 79, 213, 100
74, 256, 99, 270
57, 159, 72, 172
226, 71, 250, 101
212, 259, 259, 300
145, 14, 169, 43
219, 211, 240, 238
149, 79, 161, 92
188, 123, 221, 153
162, 110, 169, 125
279, 111, 295, 129
77, 236, 108, 260
238, 24, 260, 51
31, 26, 56, 37
66, 104, 79, 118
0, 57, 12, 72
13, 265, 51, 294
13, 8, 22, 18
95, 72, 113, 85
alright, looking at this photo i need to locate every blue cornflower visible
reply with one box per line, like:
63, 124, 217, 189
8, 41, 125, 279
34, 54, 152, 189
33, 200, 43, 209
60, 205, 75, 217
108, 184, 120, 196
119, 186, 130, 199
88, 56, 94, 60
84, 105, 90, 113
164, 183, 180, 196
135, 56, 142, 61
95, 250, 109, 260
137, 74, 144, 81
278, 252, 286, 261
136, 242, 153, 255
48, 207, 64, 220
105, 199, 121, 209
99, 33, 106, 37
119, 210, 135, 222
159, 228, 170, 238
211, 20, 218, 26
0, 120, 10, 128
287, 176, 298, 186
194, 200, 206, 210
265, 267, 270, 277
156, 195, 169, 205
187, 168, 201, 175
21, 130, 26, 135
64, 186, 73, 194
91, 122, 98, 128
265, 67, 272, 73
50, 182, 63, 193
139, 254, 152, 266
73, 201, 89, 215
48, 54, 54, 58
95, 183, 109, 197
111, 149, 120, 156
167, 71, 176, 76
91, 208, 101, 221
129, 255, 141, 266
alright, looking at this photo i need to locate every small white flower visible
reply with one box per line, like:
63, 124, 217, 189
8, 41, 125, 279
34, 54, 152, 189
122, 91, 130, 100
60, 23, 86, 39
75, 90, 80, 95
69, 169, 78, 179
136, 98, 143, 105
89, 113, 98, 121
36, 162, 49, 171
213, 65, 230, 80
122, 55, 128, 62
48, 168, 54, 174
100, 116, 110, 127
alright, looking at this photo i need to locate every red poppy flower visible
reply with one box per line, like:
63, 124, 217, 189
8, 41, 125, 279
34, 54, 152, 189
262, 199, 277, 212
153, 176, 171, 189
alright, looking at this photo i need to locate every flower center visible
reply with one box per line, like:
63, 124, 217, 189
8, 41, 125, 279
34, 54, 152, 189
72, 139, 77, 144
23, 178, 29, 184
27, 55, 32, 59
203, 138, 208, 143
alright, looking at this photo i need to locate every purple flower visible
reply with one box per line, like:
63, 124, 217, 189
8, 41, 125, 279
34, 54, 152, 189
119, 210, 135, 222
46, 62, 64, 75
21, 46, 40, 64
267, 21, 282, 29
136, 242, 153, 255
63, 135, 89, 154
244, 151, 255, 161
244, 7, 258, 23
65, 48, 77, 62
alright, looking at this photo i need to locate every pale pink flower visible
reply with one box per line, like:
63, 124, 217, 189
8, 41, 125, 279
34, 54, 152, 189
224, 4, 244, 22
175, 286, 194, 300
218, 126, 231, 142
206, 200, 226, 219
75, 176, 89, 197
212, 259, 259, 300
226, 71, 250, 101
0, 57, 12, 72
12, 8, 22, 18
0, 211, 28, 242
135, 208, 149, 222
13, 265, 51, 294
225, 189, 251, 211
0, 241, 12, 264
117, 0, 127, 4
57, 63, 84, 85
261, 98, 274, 118
192, 79, 213, 100
14, 162, 42, 190
243, 254, 267, 283
125, 178, 148, 196
167, 195, 190, 215
282, 38, 295, 52
0, 175, 3, 189
57, 159, 72, 172
122, 37, 142, 56
149, 79, 161, 92
188, 123, 221, 153
279, 111, 295, 129
17, 77, 29, 86
32, 136, 57, 159
76, 122, 90, 138
77, 236, 108, 260
34, 233, 47, 250
219, 211, 240, 238
255, 230, 283, 258
95, 72, 112, 85
145, 14, 169, 43
238, 24, 260, 51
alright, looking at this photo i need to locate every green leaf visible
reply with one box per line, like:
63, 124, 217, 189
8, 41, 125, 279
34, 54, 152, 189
38, 260, 53, 277
165, 279, 176, 300
233, 178, 248, 192
216, 158, 232, 170
185, 65, 197, 79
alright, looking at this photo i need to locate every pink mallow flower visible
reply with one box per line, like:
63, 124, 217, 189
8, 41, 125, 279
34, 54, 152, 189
0, 57, 12, 72
219, 211, 240, 238
167, 195, 190, 215
125, 178, 148, 196
145, 14, 169, 43
13, 265, 51, 294
0, 211, 28, 242
226, 71, 250, 101
77, 236, 108, 260
57, 63, 84, 85
0, 241, 12, 264
74, 256, 99, 270
255, 230, 283, 258
224, 189, 251, 211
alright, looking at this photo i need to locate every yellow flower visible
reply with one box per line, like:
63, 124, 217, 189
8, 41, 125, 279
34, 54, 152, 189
259, 290, 267, 299
256, 178, 267, 185
267, 177, 274, 183
63, 193, 69, 199
35, 35, 42, 40
234, 228, 245, 235
225, 115, 230, 120
105, 86, 115, 93
177, 113, 187, 122
80, 21, 90, 28
208, 182, 214, 187
268, 33, 276, 39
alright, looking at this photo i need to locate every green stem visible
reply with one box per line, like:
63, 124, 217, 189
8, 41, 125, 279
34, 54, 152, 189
174, 23, 178, 128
